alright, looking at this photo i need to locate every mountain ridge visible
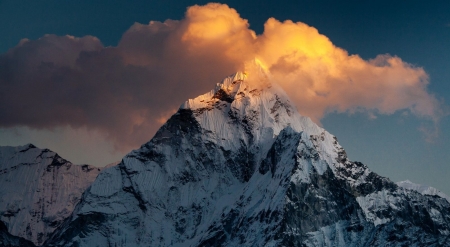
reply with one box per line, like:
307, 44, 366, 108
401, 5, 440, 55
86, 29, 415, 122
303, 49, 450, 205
0, 143, 103, 246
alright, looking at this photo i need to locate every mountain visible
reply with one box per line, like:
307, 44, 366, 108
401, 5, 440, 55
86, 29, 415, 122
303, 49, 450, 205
397, 180, 450, 203
40, 65, 450, 246
0, 144, 103, 246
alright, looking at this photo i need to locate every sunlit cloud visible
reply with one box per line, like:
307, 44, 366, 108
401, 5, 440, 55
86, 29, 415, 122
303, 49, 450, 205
0, 3, 443, 150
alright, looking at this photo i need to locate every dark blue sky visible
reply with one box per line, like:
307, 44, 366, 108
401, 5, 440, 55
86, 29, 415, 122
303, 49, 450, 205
1, 0, 450, 193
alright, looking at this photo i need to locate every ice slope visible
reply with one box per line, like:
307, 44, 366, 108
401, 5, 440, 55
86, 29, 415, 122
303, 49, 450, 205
0, 144, 102, 246
46, 66, 450, 246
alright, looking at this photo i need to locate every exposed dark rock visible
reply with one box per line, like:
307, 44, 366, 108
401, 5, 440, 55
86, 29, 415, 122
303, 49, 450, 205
213, 89, 234, 103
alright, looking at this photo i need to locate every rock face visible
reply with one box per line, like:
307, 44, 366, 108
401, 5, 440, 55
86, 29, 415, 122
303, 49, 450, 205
43, 67, 450, 247
0, 144, 102, 246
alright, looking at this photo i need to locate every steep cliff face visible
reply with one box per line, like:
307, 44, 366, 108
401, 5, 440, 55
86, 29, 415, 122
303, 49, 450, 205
0, 144, 102, 246
41, 68, 450, 246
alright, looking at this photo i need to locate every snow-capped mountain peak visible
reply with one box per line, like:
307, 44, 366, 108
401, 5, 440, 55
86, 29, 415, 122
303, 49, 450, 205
180, 65, 328, 154
42, 71, 450, 246
397, 180, 450, 203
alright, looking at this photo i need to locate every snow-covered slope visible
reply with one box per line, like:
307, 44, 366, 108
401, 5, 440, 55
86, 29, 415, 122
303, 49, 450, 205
0, 144, 103, 246
46, 66, 450, 246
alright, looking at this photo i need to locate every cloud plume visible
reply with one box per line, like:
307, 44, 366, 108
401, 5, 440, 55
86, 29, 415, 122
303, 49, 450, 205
0, 3, 443, 150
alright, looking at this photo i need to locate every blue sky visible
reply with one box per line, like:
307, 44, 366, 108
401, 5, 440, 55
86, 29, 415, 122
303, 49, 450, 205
1, 0, 449, 194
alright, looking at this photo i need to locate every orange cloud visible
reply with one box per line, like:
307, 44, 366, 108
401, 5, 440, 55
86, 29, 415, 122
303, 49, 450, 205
119, 2, 443, 125
181, 3, 256, 62
250, 18, 440, 123
0, 3, 443, 151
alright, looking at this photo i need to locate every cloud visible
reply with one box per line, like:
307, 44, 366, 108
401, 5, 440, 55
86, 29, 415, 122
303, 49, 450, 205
253, 18, 443, 123
0, 3, 444, 150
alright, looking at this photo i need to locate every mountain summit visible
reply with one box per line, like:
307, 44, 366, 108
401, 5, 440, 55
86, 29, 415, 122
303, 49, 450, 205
37, 70, 450, 246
